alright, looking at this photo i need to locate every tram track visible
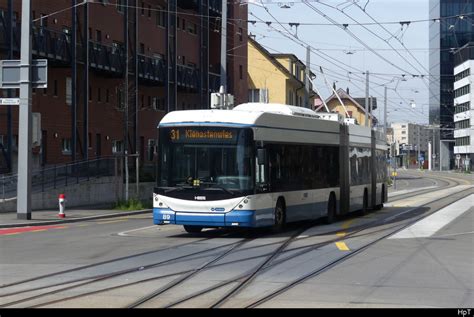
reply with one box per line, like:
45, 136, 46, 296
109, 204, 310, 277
243, 186, 474, 308
1, 173, 470, 308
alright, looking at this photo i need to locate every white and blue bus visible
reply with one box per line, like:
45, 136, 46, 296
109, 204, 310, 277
153, 103, 387, 233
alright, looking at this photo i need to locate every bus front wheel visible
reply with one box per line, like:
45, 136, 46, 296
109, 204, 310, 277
183, 225, 203, 234
273, 199, 286, 232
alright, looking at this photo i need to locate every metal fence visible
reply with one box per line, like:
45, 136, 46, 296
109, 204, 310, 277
1, 157, 117, 200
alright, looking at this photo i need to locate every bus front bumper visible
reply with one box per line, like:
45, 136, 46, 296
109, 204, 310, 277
153, 208, 256, 227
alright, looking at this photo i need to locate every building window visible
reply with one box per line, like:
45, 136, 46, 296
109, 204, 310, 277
239, 65, 243, 80
116, 0, 125, 13
455, 119, 470, 130
62, 138, 71, 154
148, 5, 151, 18
455, 136, 470, 146
454, 84, 470, 98
188, 23, 197, 35
141, 2, 145, 15
96, 29, 102, 42
156, 6, 165, 27
454, 68, 470, 82
66, 77, 72, 105
112, 140, 123, 153
89, 85, 92, 101
248, 89, 268, 103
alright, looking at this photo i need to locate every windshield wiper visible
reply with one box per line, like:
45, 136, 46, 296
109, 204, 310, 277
164, 185, 192, 194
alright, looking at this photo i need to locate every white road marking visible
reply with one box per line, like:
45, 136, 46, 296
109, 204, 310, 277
117, 225, 159, 237
389, 194, 474, 239
388, 186, 438, 198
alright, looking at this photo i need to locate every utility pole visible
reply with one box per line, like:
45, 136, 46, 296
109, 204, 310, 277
124, 0, 129, 201
7, 0, 13, 172
428, 140, 432, 171
17, 0, 32, 219
417, 125, 421, 169
433, 127, 436, 171
220, 0, 227, 93
83, 0, 89, 160
304, 45, 310, 108
365, 71, 369, 127
384, 86, 387, 136
71, 0, 77, 162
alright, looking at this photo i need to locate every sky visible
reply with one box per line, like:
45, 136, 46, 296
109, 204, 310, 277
244, 0, 431, 126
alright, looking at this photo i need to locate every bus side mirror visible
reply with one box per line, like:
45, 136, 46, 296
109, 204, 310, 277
257, 148, 266, 165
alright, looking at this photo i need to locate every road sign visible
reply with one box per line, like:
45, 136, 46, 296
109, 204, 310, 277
0, 59, 48, 89
0, 98, 20, 105
456, 154, 461, 160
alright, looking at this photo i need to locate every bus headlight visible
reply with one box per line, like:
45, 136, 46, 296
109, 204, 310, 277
153, 194, 169, 208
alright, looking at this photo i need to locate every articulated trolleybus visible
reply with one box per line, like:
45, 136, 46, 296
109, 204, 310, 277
153, 103, 387, 233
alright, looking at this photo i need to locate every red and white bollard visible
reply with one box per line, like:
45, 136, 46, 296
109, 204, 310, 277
58, 194, 66, 218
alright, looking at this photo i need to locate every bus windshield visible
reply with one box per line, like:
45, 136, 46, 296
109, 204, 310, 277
158, 127, 254, 193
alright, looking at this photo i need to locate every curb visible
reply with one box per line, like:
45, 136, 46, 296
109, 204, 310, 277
0, 209, 152, 229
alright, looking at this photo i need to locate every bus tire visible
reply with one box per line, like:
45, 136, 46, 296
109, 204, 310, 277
361, 189, 369, 215
183, 225, 203, 234
325, 193, 336, 224
374, 185, 384, 211
272, 198, 286, 232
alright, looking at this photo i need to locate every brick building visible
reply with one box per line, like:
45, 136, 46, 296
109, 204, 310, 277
0, 0, 248, 173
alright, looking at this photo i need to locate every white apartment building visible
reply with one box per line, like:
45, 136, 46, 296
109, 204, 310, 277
453, 58, 473, 170
390, 122, 430, 154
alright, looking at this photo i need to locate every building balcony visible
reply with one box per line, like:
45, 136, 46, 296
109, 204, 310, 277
176, 0, 221, 15
32, 27, 71, 65
177, 0, 198, 11
88, 41, 124, 76
0, 9, 217, 93
0, 10, 20, 53
177, 64, 199, 91
209, 0, 222, 16
138, 54, 165, 84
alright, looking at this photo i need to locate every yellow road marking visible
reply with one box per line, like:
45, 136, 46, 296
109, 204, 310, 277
341, 219, 356, 230
30, 229, 47, 233
335, 242, 350, 251
336, 232, 346, 237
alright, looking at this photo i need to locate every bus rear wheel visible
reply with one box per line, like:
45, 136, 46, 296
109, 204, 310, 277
325, 194, 336, 224
374, 186, 384, 211
272, 199, 286, 232
183, 225, 203, 234
361, 189, 369, 215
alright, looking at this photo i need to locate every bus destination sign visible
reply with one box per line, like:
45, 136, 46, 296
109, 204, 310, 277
169, 127, 238, 144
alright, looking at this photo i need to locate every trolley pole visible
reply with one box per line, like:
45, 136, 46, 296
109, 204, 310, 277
17, 0, 33, 220
304, 45, 310, 108
365, 71, 369, 127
